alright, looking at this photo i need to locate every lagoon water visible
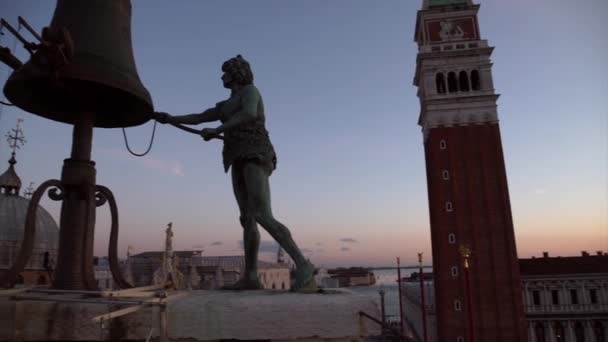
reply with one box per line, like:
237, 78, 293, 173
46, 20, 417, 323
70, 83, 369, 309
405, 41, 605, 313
346, 267, 432, 321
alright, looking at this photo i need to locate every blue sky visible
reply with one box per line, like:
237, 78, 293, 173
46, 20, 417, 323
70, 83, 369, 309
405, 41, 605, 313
0, 0, 606, 267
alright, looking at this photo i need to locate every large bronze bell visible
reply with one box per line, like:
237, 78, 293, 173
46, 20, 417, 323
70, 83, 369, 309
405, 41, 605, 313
3, 0, 153, 128
0, 0, 151, 290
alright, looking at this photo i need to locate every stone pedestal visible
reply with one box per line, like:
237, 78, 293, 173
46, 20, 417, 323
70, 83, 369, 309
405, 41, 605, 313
0, 289, 381, 341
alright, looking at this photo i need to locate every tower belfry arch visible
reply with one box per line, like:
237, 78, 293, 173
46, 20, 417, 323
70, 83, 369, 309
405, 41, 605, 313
413, 1, 527, 341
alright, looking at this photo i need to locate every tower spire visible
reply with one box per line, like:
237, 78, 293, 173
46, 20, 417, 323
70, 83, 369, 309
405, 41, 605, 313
0, 119, 25, 195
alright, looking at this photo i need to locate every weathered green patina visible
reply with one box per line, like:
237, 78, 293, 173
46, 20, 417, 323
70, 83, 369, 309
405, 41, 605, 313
152, 55, 316, 292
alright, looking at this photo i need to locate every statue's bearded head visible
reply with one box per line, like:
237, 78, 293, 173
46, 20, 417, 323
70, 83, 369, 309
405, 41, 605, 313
221, 55, 254, 89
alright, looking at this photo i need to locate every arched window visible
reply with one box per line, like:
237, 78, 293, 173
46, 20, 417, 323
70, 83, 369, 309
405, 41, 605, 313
439, 139, 447, 150
574, 322, 585, 342
594, 321, 605, 342
535, 323, 546, 342
471, 70, 481, 90
454, 300, 461, 311
447, 72, 458, 93
459, 71, 470, 91
436, 73, 446, 94
43, 252, 50, 269
272, 283, 276, 290
37, 275, 47, 285
281, 282, 285, 290
445, 201, 453, 212
554, 322, 565, 342
448, 233, 456, 244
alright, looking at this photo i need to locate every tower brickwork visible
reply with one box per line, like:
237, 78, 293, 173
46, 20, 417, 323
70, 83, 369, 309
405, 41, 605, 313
413, 1, 527, 341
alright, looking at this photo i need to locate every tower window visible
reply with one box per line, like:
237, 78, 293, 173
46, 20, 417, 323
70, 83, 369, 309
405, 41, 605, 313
439, 139, 447, 150
454, 300, 461, 311
459, 71, 470, 91
445, 201, 453, 212
448, 233, 456, 244
447, 72, 458, 93
457, 337, 464, 342
436, 73, 446, 94
451, 266, 458, 277
471, 70, 481, 90
442, 170, 450, 180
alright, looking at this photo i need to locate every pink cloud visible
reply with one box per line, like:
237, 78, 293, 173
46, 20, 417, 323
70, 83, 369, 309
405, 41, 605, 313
140, 157, 184, 176
97, 148, 185, 176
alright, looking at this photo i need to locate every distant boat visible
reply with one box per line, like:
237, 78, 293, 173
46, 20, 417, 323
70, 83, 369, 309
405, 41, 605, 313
327, 267, 376, 286
401, 271, 434, 282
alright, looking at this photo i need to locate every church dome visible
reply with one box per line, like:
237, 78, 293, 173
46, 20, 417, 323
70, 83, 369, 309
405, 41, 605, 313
0, 155, 59, 271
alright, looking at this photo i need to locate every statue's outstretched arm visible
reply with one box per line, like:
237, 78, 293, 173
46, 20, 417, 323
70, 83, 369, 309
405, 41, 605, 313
171, 107, 219, 125
215, 86, 259, 134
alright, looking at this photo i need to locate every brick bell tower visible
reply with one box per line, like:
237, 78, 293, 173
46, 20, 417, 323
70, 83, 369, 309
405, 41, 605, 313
413, 0, 527, 341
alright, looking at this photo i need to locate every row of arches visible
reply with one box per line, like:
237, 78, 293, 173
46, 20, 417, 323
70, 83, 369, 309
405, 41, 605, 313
534, 321, 606, 342
436, 70, 480, 94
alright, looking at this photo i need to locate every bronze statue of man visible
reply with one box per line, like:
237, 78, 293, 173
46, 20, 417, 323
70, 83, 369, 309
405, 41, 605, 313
153, 55, 315, 291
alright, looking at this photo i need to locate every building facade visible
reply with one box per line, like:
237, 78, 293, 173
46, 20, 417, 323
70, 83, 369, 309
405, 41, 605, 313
126, 253, 290, 291
521, 252, 608, 342
413, 0, 527, 340
402, 252, 608, 342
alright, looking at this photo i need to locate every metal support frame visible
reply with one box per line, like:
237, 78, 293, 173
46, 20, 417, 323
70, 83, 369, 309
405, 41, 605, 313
0, 285, 188, 342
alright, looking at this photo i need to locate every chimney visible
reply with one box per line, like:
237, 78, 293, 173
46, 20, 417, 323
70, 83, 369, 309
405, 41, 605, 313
581, 251, 589, 257
597, 251, 604, 256
542, 252, 549, 258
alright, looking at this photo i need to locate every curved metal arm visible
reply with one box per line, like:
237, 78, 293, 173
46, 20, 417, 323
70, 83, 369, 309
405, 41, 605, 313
0, 179, 64, 288
96, 185, 133, 289
82, 184, 98, 290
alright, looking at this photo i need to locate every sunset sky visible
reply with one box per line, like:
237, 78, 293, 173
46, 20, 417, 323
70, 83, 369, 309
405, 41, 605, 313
0, 0, 606, 267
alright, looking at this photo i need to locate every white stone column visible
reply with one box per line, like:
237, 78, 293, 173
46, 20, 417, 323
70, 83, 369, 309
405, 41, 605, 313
584, 321, 596, 342
566, 320, 575, 342
528, 322, 537, 342
547, 321, 557, 342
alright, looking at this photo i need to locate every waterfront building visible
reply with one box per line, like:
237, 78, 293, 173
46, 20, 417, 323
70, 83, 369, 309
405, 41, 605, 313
314, 268, 340, 288
328, 267, 376, 287
413, 0, 527, 339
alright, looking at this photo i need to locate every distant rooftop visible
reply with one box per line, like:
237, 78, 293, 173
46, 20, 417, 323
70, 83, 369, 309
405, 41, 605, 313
129, 252, 286, 269
519, 251, 608, 276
